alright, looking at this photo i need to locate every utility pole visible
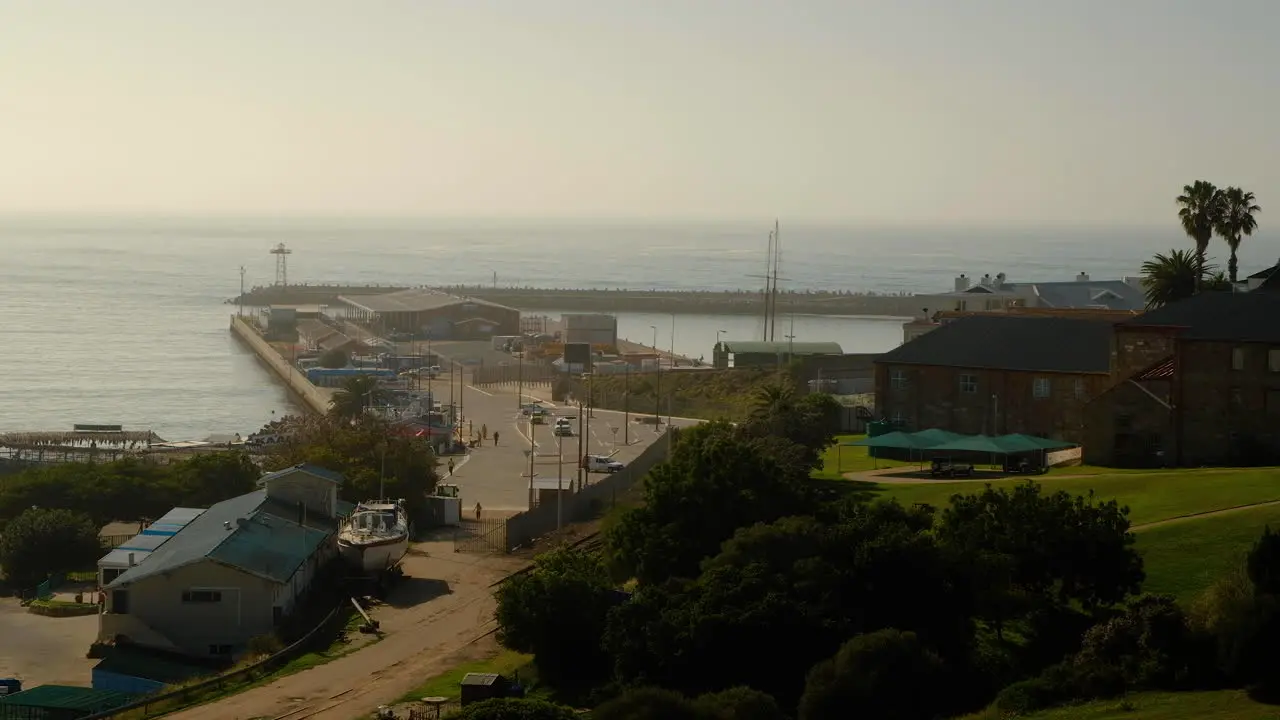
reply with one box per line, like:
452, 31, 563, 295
238, 266, 245, 317
650, 325, 660, 427
527, 419, 537, 509
457, 360, 464, 426
577, 401, 585, 492
427, 335, 433, 401
623, 364, 630, 446
556, 432, 564, 530
517, 354, 524, 410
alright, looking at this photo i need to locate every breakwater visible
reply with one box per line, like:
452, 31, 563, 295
231, 284, 921, 318
229, 315, 333, 414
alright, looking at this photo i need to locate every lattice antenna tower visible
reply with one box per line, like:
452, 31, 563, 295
270, 243, 292, 286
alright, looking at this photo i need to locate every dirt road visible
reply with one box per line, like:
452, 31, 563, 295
0, 598, 98, 687
164, 541, 524, 720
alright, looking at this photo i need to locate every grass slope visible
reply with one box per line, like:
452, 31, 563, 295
1137, 502, 1280, 602
863, 468, 1280, 527
963, 689, 1278, 719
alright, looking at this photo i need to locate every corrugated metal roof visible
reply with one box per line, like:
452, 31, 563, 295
340, 288, 516, 314
722, 341, 844, 355
0, 684, 136, 711
97, 509, 205, 568
107, 490, 337, 588
878, 315, 1113, 374
259, 464, 347, 486
1124, 289, 1280, 343
1135, 357, 1175, 381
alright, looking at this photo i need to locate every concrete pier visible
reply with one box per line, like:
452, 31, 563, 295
229, 315, 334, 415
229, 284, 920, 318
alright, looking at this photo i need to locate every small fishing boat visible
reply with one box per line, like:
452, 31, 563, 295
337, 499, 409, 574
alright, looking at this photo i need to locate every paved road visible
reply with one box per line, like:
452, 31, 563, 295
0, 598, 98, 688
434, 371, 699, 512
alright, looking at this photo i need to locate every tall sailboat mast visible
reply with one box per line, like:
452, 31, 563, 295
770, 219, 781, 342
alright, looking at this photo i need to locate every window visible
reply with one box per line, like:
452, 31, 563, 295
890, 369, 907, 390
1232, 347, 1245, 371
959, 374, 978, 394
1270, 348, 1280, 373
182, 590, 222, 603
890, 411, 906, 427
1074, 378, 1086, 399
1268, 390, 1280, 415
1033, 377, 1051, 398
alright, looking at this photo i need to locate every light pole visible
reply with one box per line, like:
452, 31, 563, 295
623, 363, 630, 446
576, 401, 585, 492
517, 351, 524, 410
556, 432, 564, 530
669, 313, 676, 368
650, 325, 660, 427
427, 334, 433, 400
238, 266, 245, 317
527, 417, 537, 509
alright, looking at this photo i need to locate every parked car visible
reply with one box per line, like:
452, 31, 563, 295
581, 454, 624, 473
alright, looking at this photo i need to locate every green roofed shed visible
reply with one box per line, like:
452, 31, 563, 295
841, 431, 932, 451
994, 434, 1077, 452
0, 685, 137, 720
909, 429, 965, 447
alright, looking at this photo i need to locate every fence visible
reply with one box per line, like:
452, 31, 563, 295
34, 573, 63, 601
452, 518, 509, 554
80, 601, 347, 720
1046, 446, 1083, 467
472, 363, 558, 387
504, 429, 672, 550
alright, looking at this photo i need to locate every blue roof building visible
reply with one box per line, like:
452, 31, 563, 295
96, 466, 346, 660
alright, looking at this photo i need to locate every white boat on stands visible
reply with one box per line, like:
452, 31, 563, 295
338, 499, 409, 574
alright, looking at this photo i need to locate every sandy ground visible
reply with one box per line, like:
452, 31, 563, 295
163, 540, 525, 720
0, 597, 98, 687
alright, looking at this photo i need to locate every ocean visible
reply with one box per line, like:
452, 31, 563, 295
1, 216, 1274, 440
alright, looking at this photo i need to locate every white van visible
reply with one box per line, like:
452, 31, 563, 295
581, 454, 624, 473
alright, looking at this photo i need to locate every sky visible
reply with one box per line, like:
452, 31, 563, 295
1, 0, 1277, 225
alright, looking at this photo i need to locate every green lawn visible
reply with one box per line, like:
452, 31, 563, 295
398, 649, 534, 703
1137, 502, 1280, 603
864, 467, 1280, 527
811, 435, 910, 479
963, 689, 1276, 719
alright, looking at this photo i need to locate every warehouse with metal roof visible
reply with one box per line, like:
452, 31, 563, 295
339, 288, 520, 339
96, 466, 346, 659
0, 684, 136, 720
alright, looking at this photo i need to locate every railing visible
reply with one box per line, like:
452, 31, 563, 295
80, 602, 347, 720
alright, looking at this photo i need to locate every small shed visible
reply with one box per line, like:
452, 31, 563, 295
459, 673, 513, 707
0, 685, 136, 720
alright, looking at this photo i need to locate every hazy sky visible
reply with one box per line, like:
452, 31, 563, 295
2, 0, 1276, 224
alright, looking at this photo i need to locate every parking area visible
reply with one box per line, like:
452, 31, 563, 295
0, 597, 98, 687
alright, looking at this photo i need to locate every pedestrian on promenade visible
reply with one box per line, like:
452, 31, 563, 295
481, 423, 488, 441
448, 458, 455, 475
475, 502, 483, 519
493, 431, 500, 446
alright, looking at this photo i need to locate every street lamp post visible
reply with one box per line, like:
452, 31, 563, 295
650, 325, 660, 427
556, 433, 564, 530
527, 418, 537, 509
623, 363, 630, 446
576, 401, 585, 492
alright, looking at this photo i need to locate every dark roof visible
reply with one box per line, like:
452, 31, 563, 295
1246, 260, 1279, 280
0, 685, 137, 712
1123, 290, 1280, 343
878, 315, 1113, 374
722, 341, 844, 355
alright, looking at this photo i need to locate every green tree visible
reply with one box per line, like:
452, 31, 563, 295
936, 482, 1144, 620
742, 386, 842, 468
494, 547, 616, 691
317, 347, 349, 369
1214, 186, 1262, 283
1247, 525, 1280, 596
451, 698, 577, 720
591, 687, 703, 720
1074, 594, 1204, 690
605, 503, 970, 705
328, 375, 386, 421
1176, 180, 1223, 285
0, 508, 101, 588
165, 452, 260, 508
693, 687, 784, 720
604, 421, 816, 584
1140, 250, 1220, 309
798, 629, 948, 720
266, 418, 438, 523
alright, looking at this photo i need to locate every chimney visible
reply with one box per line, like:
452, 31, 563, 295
995, 272, 1006, 289
954, 274, 970, 292
981, 273, 992, 287
128, 553, 136, 567
1076, 271, 1090, 282
223, 521, 232, 530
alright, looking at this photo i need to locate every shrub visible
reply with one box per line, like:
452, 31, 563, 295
1247, 525, 1280, 596
1075, 595, 1202, 690
247, 634, 284, 657
993, 662, 1124, 715
591, 687, 702, 720
1190, 566, 1280, 685
693, 686, 783, 720
451, 698, 576, 720
798, 629, 949, 720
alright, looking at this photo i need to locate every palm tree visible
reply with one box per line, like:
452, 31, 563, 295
329, 375, 384, 422
1140, 249, 1221, 308
1214, 186, 1261, 283
750, 383, 796, 423
1176, 180, 1223, 286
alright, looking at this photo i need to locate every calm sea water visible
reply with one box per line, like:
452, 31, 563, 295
0, 217, 1274, 440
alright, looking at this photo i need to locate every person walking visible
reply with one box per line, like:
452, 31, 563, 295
493, 431, 500, 446
447, 458, 455, 475
474, 502, 482, 520
481, 423, 488, 441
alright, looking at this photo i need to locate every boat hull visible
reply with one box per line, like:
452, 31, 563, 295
337, 533, 408, 574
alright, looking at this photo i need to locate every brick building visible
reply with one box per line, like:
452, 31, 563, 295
1083, 289, 1280, 467
874, 315, 1114, 441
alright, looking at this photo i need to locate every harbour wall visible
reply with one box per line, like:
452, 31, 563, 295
231, 284, 922, 318
229, 315, 333, 415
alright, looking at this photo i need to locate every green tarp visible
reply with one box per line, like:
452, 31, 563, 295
928, 434, 1009, 455
910, 429, 965, 446
844, 429, 1078, 456
995, 434, 1077, 452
